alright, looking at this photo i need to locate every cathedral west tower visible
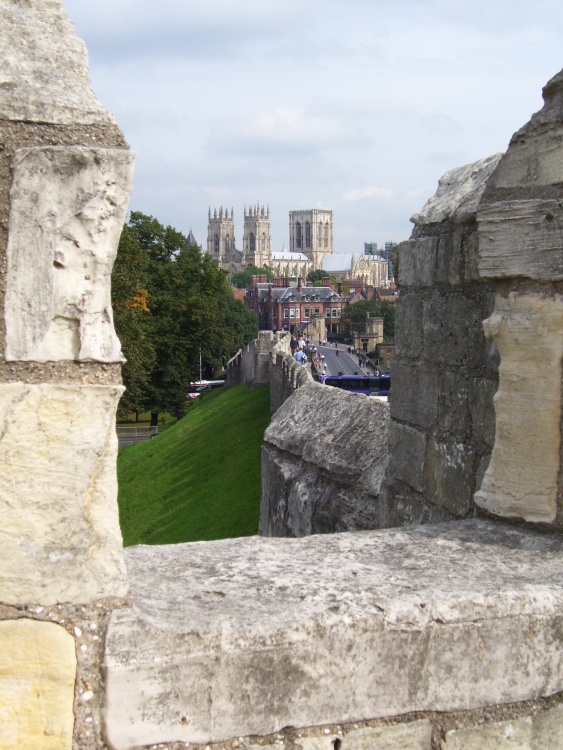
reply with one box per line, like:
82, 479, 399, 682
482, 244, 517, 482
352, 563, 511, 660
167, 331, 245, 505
207, 207, 239, 272
243, 204, 271, 268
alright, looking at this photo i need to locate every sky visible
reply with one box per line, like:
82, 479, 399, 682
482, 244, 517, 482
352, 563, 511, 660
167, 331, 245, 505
62, 0, 562, 256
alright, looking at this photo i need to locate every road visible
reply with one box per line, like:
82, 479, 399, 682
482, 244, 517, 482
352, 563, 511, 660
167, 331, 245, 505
314, 344, 375, 378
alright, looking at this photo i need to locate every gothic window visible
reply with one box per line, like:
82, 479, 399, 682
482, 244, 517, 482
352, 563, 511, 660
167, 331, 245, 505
305, 222, 311, 248
214, 234, 219, 254
250, 233, 256, 253
225, 234, 231, 252
324, 224, 329, 248
296, 222, 302, 249
261, 233, 266, 251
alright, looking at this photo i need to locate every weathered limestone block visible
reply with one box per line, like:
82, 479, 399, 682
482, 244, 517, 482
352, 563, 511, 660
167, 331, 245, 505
411, 154, 502, 225
394, 292, 423, 360
435, 224, 465, 286
380, 483, 453, 528
425, 438, 476, 516
475, 293, 563, 523
387, 422, 427, 493
442, 703, 563, 749
0, 619, 75, 749
245, 720, 433, 749
260, 382, 389, 535
484, 70, 563, 189
5, 147, 134, 363
478, 199, 563, 281
264, 381, 388, 486
396, 237, 437, 288
389, 362, 439, 430
423, 290, 494, 368
104, 520, 563, 748
260, 446, 381, 537
437, 371, 469, 438
0, 0, 114, 124
468, 377, 498, 450
0, 383, 128, 605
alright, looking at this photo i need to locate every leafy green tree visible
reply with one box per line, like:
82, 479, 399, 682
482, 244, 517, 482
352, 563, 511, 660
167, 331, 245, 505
340, 299, 396, 341
231, 264, 274, 289
306, 269, 331, 284
112, 224, 155, 418
223, 297, 258, 353
113, 212, 258, 425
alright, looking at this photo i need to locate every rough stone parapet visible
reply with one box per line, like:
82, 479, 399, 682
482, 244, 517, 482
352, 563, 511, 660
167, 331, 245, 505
0, 3, 131, 747
473, 68, 563, 526
383, 157, 500, 526
104, 520, 563, 748
384, 69, 563, 529
261, 381, 389, 535
0, 0, 116, 125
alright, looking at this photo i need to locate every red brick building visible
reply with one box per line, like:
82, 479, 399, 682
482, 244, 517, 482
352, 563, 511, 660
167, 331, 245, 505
244, 276, 345, 336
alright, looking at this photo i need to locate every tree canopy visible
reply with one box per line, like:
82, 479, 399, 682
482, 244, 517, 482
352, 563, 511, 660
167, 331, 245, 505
230, 264, 274, 289
306, 269, 331, 284
112, 212, 257, 420
340, 299, 396, 341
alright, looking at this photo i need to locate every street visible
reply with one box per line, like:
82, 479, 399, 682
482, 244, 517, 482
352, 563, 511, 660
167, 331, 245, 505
314, 343, 376, 378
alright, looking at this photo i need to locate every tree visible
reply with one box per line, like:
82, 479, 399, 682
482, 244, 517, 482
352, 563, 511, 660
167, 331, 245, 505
112, 224, 156, 418
231, 265, 274, 289
306, 269, 331, 284
340, 299, 396, 341
223, 296, 258, 354
112, 212, 258, 424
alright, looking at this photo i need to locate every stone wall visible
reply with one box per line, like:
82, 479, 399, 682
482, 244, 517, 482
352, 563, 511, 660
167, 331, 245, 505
260, 382, 389, 536
0, 1, 132, 747
382, 71, 563, 530
226, 329, 311, 411
380, 154, 502, 526
2, 3, 563, 749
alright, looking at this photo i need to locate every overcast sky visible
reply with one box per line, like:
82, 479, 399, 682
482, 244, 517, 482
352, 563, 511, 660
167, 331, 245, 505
63, 0, 562, 255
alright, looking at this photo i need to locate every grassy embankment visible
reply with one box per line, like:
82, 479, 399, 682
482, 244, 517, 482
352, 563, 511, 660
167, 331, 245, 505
117, 383, 271, 546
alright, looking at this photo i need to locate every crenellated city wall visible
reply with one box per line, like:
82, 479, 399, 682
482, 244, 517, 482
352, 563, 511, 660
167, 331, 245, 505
1, 3, 563, 749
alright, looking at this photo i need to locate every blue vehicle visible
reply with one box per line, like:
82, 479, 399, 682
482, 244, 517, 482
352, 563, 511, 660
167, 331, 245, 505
323, 374, 390, 396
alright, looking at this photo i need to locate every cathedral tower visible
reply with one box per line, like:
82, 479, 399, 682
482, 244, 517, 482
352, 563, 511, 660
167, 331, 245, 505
207, 206, 236, 266
243, 204, 271, 268
289, 209, 333, 270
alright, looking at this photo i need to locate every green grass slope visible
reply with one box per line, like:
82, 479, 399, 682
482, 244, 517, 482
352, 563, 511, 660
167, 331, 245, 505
117, 384, 271, 546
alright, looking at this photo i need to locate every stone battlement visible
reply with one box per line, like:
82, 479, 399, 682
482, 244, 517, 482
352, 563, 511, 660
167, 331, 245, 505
0, 3, 562, 749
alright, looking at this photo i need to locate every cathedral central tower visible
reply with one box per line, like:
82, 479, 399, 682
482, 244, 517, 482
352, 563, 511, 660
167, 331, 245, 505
289, 209, 333, 269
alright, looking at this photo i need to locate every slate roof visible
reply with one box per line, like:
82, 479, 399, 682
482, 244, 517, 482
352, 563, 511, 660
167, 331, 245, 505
186, 229, 199, 247
254, 284, 341, 303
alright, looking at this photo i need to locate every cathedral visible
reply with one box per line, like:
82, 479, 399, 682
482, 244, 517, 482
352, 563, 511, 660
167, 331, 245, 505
207, 205, 334, 278
206, 204, 390, 287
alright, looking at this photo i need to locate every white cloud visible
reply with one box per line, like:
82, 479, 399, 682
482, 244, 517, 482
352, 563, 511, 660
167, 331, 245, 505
61, 0, 563, 250
341, 187, 394, 202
